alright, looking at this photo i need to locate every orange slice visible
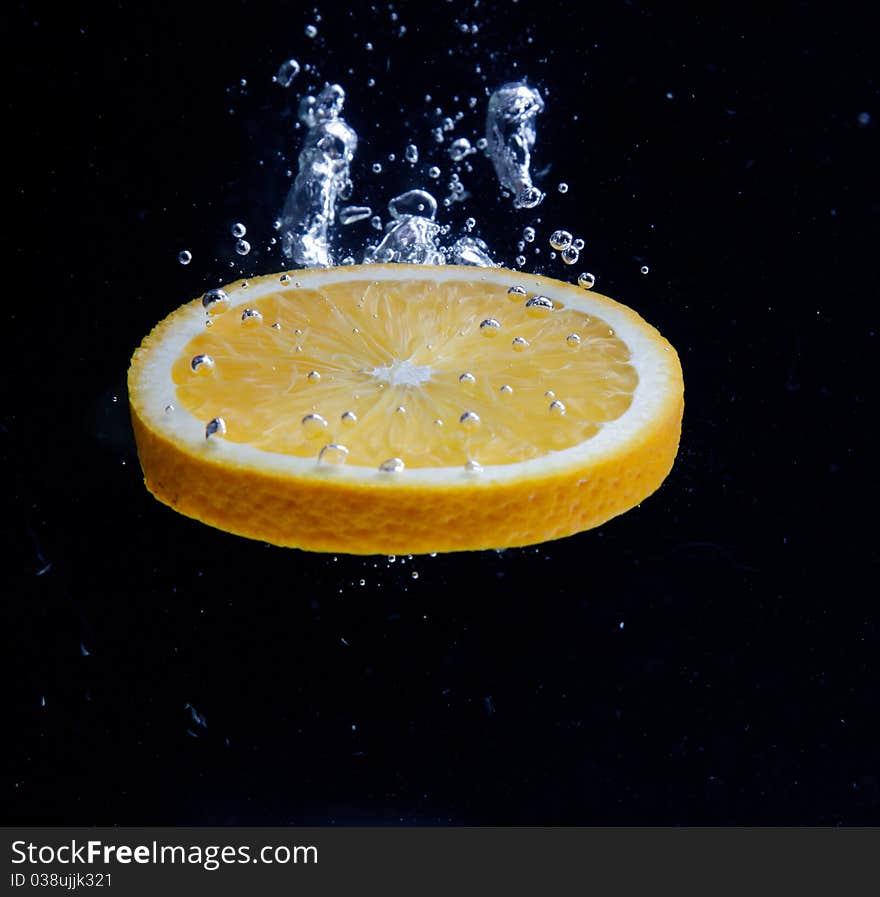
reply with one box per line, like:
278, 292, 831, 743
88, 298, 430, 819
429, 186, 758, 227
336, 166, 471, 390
128, 264, 683, 553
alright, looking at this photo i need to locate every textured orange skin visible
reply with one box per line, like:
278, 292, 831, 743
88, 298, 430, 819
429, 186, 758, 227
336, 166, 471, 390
129, 390, 682, 555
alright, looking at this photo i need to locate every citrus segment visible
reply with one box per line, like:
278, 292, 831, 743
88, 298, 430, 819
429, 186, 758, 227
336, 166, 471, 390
128, 265, 683, 554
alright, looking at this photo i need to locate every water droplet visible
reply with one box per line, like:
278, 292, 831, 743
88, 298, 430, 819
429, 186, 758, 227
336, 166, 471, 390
307, 370, 321, 382
479, 318, 501, 336
459, 372, 476, 384
507, 285, 527, 300
202, 288, 229, 309
339, 205, 372, 225
572, 237, 585, 251
523, 226, 536, 243
379, 457, 405, 473
405, 143, 419, 163
231, 222, 247, 238
273, 58, 300, 88
566, 333, 582, 347
459, 411, 481, 429
302, 413, 328, 436
191, 354, 214, 373
577, 272, 596, 289
640, 265, 650, 274
241, 308, 262, 324
549, 229, 572, 250
549, 400, 566, 415
178, 250, 192, 265
372, 162, 382, 173
525, 295, 554, 316
235, 238, 251, 256
318, 443, 349, 465
464, 459, 483, 474
448, 137, 472, 161
428, 165, 441, 179
305, 23, 318, 37
558, 182, 569, 193
499, 384, 513, 395
561, 246, 579, 265
205, 417, 226, 439
512, 336, 530, 351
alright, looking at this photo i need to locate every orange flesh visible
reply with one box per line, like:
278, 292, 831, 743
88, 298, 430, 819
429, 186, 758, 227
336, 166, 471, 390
172, 278, 636, 468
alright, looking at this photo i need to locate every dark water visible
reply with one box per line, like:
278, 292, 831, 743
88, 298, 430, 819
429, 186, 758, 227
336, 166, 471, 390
7, 1, 878, 824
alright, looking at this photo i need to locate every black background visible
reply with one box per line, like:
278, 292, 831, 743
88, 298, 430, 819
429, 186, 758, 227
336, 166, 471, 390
6, 0, 878, 824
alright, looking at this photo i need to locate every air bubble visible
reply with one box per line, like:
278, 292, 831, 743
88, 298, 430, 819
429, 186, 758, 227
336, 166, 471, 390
549, 230, 572, 250
307, 370, 321, 382
302, 413, 328, 436
512, 336, 530, 351
235, 239, 251, 256
499, 384, 513, 395
577, 272, 596, 289
279, 273, 291, 284
549, 400, 566, 415
273, 58, 300, 88
202, 288, 229, 309
566, 333, 581, 347
561, 246, 579, 265
191, 354, 214, 373
457, 373, 476, 387
164, 404, 175, 414
241, 308, 262, 324
371, 215, 383, 230
305, 23, 318, 37
525, 295, 554, 316
318, 443, 349, 465
379, 457, 405, 473
449, 137, 472, 161
339, 205, 372, 225
523, 226, 535, 243
640, 265, 650, 274
515, 254, 526, 266
372, 162, 382, 173
405, 143, 419, 164
558, 182, 569, 193
479, 318, 501, 336
507, 285, 527, 300
395, 405, 406, 414
572, 237, 585, 251
205, 417, 226, 439
231, 222, 247, 238
465, 460, 483, 474
428, 166, 441, 179
178, 250, 192, 265
465, 216, 476, 231
459, 411, 481, 429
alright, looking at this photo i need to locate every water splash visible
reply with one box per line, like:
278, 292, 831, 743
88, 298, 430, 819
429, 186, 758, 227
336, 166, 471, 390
485, 82, 545, 209
280, 84, 358, 267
